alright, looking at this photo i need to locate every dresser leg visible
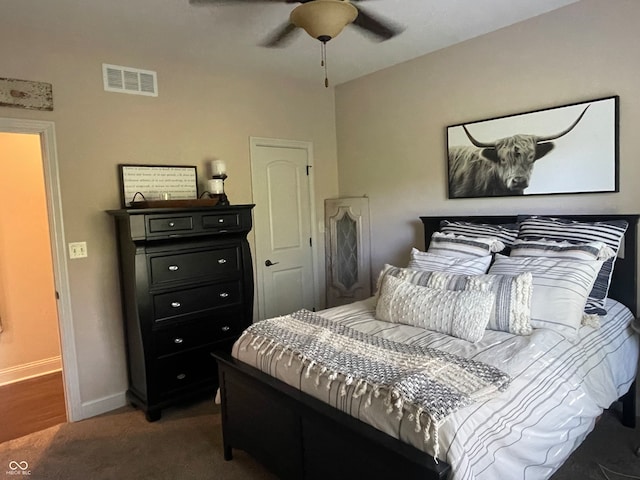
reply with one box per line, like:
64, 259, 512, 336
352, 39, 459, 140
145, 409, 161, 422
223, 444, 233, 461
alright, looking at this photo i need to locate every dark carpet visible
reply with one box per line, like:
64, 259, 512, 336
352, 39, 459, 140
0, 398, 276, 480
551, 409, 640, 480
0, 399, 638, 479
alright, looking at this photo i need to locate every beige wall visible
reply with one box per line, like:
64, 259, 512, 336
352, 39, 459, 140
335, 0, 640, 284
0, 133, 61, 384
0, 25, 338, 415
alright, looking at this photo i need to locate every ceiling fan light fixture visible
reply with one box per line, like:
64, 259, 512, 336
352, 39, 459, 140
290, 0, 358, 42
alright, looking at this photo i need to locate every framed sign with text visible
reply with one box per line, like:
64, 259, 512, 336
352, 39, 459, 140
119, 164, 198, 207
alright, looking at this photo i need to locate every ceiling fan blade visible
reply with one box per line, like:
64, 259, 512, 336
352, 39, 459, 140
352, 5, 403, 41
262, 22, 300, 47
189, 0, 288, 5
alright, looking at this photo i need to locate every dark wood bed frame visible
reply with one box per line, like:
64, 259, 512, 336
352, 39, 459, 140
215, 213, 639, 480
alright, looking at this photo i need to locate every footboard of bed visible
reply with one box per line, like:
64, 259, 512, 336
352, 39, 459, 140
214, 352, 451, 480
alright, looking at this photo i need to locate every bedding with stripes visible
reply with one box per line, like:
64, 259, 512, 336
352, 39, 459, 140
233, 296, 638, 480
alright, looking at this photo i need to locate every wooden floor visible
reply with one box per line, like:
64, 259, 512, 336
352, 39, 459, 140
0, 371, 67, 443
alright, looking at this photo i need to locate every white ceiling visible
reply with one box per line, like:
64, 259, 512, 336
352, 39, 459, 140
9, 0, 580, 86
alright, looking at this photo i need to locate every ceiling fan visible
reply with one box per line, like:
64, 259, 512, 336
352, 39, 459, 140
189, 0, 404, 48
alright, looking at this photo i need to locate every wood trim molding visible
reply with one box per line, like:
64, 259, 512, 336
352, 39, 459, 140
0, 356, 62, 386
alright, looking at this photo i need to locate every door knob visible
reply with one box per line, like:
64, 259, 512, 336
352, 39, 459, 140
265, 259, 280, 267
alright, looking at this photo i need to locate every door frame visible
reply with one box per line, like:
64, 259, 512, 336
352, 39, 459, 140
249, 136, 321, 320
0, 117, 82, 421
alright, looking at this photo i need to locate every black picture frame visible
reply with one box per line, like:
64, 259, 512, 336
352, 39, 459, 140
446, 96, 619, 199
118, 164, 198, 207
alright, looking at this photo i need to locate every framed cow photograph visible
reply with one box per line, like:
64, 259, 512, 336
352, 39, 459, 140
446, 95, 619, 199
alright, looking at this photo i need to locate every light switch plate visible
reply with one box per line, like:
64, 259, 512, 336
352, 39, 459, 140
68, 241, 87, 259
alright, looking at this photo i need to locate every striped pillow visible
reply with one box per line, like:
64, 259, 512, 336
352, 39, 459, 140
489, 254, 603, 339
517, 216, 628, 315
375, 264, 433, 293
408, 248, 491, 275
376, 275, 494, 342
440, 220, 519, 251
427, 232, 505, 258
510, 238, 616, 261
375, 265, 533, 335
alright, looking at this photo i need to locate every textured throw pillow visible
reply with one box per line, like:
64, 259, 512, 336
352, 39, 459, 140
488, 254, 603, 339
375, 275, 494, 342
424, 271, 533, 335
440, 220, 519, 251
376, 265, 533, 335
427, 232, 505, 258
408, 248, 491, 275
517, 216, 628, 315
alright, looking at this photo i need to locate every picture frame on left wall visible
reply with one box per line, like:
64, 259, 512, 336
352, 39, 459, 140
446, 95, 619, 199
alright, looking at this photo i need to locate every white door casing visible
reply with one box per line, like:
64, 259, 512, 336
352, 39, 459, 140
250, 137, 318, 320
0, 118, 82, 421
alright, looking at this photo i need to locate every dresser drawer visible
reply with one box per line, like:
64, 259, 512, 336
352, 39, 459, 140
153, 281, 241, 322
150, 247, 240, 285
154, 315, 243, 357
148, 215, 194, 234
202, 213, 240, 231
156, 348, 217, 395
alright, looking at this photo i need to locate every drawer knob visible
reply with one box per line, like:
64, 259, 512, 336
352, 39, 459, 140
168, 221, 176, 227
219, 292, 229, 298
168, 265, 179, 271
176, 373, 186, 380
217, 258, 227, 264
171, 301, 181, 308
173, 337, 184, 344
221, 325, 230, 332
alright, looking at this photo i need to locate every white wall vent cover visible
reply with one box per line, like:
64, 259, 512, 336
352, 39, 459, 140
102, 63, 158, 97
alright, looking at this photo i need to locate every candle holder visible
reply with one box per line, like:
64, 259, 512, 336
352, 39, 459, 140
207, 159, 229, 206
208, 174, 229, 206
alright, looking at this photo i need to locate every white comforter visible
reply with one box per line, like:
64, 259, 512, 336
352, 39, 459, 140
233, 297, 638, 480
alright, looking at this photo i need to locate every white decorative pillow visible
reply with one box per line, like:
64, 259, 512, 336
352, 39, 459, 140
375, 275, 494, 342
510, 238, 616, 261
408, 248, 491, 275
425, 271, 533, 335
517, 216, 628, 315
488, 254, 604, 339
427, 232, 505, 258
376, 266, 532, 335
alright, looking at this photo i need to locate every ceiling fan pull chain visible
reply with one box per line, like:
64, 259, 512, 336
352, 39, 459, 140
321, 41, 329, 88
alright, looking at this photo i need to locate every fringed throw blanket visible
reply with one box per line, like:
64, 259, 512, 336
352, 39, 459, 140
239, 309, 511, 461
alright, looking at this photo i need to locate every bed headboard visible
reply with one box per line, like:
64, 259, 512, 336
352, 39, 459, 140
419, 214, 640, 316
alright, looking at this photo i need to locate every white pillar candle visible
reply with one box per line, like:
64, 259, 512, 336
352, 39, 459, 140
208, 178, 224, 194
210, 159, 226, 176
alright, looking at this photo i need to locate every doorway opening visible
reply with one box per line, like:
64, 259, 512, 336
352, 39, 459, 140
0, 118, 81, 430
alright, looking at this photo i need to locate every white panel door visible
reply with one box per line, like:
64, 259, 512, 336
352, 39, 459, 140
251, 138, 316, 320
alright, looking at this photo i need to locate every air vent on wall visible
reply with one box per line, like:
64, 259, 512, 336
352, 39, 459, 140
102, 63, 158, 97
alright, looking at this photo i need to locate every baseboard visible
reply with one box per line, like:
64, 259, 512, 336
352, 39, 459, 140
0, 356, 62, 386
80, 391, 127, 420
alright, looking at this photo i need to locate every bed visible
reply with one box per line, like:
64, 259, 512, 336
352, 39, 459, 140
214, 213, 639, 480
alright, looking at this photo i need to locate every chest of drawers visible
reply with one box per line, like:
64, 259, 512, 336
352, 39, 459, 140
108, 205, 254, 421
